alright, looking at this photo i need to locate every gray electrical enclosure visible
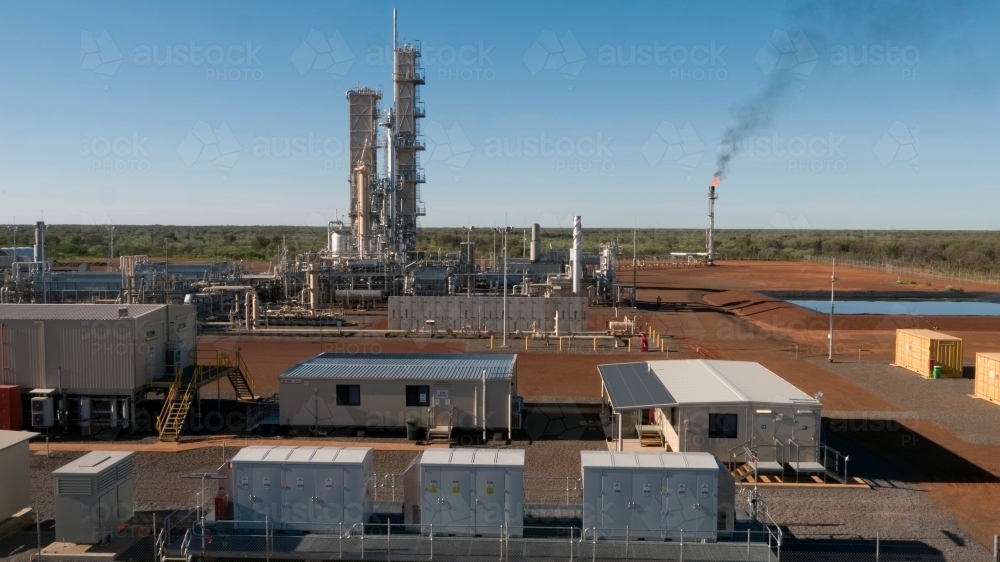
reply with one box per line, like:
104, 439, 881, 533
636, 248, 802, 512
53, 451, 134, 544
581, 451, 726, 541
219, 446, 374, 532
403, 449, 524, 537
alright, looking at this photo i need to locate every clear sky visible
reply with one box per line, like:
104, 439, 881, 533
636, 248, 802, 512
0, 0, 996, 230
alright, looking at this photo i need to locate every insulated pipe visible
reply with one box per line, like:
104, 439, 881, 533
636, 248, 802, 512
571, 216, 582, 296
33, 221, 45, 263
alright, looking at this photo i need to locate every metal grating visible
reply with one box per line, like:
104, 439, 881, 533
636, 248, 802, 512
57, 477, 91, 495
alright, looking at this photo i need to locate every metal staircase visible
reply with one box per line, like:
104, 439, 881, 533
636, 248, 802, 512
156, 366, 201, 442
155, 351, 259, 441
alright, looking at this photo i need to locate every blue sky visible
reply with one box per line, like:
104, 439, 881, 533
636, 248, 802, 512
0, 0, 996, 230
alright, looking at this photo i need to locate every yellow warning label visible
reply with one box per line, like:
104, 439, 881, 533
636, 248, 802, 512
429, 480, 437, 493
452, 481, 460, 494
486, 481, 494, 495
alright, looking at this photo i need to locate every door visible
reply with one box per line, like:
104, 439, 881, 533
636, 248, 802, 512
253, 465, 282, 525
421, 467, 442, 530
601, 470, 632, 537
474, 468, 506, 533
283, 465, 314, 529
693, 473, 717, 538
630, 472, 662, 538
440, 467, 472, 532
313, 468, 345, 529
234, 465, 255, 522
664, 473, 696, 536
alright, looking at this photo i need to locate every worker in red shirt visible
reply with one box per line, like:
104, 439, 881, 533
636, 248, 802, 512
639, 332, 649, 352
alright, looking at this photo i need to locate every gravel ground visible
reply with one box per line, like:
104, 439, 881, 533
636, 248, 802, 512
809, 358, 1000, 445
765, 479, 992, 562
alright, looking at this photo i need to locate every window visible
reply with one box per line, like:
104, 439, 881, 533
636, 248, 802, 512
708, 413, 738, 439
406, 385, 430, 407
336, 385, 360, 406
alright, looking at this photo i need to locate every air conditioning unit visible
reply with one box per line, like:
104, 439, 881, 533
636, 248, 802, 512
31, 396, 54, 428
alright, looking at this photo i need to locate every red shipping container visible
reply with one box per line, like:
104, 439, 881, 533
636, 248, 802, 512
0, 385, 23, 431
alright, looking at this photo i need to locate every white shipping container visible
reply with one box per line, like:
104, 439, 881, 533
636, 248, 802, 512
403, 449, 524, 536
220, 446, 373, 532
581, 451, 725, 541
53, 451, 134, 544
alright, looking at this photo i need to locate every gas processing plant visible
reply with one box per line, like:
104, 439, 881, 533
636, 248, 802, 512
0, 15, 627, 336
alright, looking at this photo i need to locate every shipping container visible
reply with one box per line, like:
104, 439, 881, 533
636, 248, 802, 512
975, 352, 1000, 405
581, 451, 732, 541
219, 446, 374, 532
403, 448, 524, 536
894, 329, 964, 378
0, 430, 37, 522
0, 386, 22, 430
53, 451, 134, 544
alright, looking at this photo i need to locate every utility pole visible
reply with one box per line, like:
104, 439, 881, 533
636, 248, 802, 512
828, 258, 836, 363
466, 225, 474, 297
107, 225, 116, 272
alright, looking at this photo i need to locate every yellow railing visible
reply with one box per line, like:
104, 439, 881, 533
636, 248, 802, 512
155, 366, 184, 433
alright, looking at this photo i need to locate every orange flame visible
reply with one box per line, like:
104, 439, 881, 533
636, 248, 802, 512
710, 175, 720, 187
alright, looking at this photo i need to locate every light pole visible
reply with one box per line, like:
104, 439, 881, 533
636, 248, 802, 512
181, 473, 228, 550
828, 258, 837, 363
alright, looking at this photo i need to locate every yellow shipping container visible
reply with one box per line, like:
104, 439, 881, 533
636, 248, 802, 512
974, 352, 1000, 404
893, 329, 964, 378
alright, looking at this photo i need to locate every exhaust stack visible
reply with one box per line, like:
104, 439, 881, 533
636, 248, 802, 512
33, 221, 45, 263
530, 223, 541, 263
707, 176, 719, 266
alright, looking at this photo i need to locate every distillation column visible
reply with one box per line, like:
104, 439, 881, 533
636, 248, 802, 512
392, 42, 425, 255
572, 216, 582, 296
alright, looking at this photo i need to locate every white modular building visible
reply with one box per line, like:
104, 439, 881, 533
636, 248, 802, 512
279, 354, 518, 438
219, 446, 374, 532
581, 451, 733, 541
598, 360, 823, 471
403, 448, 524, 536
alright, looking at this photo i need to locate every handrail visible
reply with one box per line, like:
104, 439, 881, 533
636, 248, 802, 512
155, 365, 184, 432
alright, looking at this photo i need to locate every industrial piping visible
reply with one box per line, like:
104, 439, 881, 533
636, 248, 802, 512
571, 216, 582, 296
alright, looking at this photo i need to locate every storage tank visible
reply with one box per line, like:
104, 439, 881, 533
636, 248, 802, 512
53, 451, 134, 544
219, 446, 374, 532
403, 448, 524, 536
330, 231, 349, 256
581, 451, 731, 541
894, 329, 964, 378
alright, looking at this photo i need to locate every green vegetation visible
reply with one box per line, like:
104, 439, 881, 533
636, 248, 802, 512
4, 225, 1000, 275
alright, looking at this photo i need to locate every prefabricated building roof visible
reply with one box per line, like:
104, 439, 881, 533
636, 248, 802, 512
0, 304, 164, 321
280, 353, 517, 381
598, 359, 820, 410
52, 451, 134, 475
230, 446, 371, 464
580, 451, 720, 470
417, 449, 525, 467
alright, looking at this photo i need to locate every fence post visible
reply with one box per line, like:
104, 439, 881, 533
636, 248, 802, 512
36, 509, 41, 557
569, 526, 573, 562
747, 528, 750, 561
387, 521, 390, 562
430, 523, 433, 560
876, 532, 880, 562
625, 526, 629, 560
993, 534, 998, 562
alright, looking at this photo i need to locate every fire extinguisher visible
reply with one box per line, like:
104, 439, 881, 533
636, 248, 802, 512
215, 487, 230, 521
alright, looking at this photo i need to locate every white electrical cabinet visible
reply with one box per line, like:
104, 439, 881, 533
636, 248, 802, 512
53, 451, 134, 544
581, 452, 723, 541
404, 449, 524, 537
220, 446, 373, 532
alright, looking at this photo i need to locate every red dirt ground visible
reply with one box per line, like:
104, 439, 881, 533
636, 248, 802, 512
198, 260, 1000, 548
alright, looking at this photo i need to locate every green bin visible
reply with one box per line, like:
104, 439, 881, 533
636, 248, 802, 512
932, 365, 941, 379
405, 418, 420, 441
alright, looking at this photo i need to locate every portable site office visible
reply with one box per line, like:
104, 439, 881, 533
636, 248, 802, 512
598, 360, 823, 470
219, 445, 374, 532
278, 353, 518, 438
